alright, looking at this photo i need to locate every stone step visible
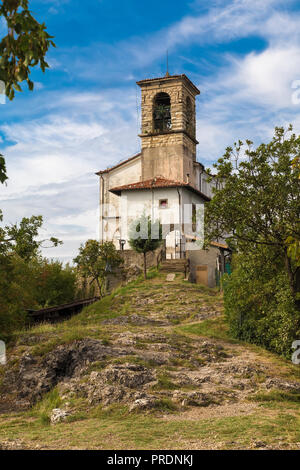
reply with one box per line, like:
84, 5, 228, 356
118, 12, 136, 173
160, 261, 188, 273
161, 260, 187, 264
160, 264, 186, 267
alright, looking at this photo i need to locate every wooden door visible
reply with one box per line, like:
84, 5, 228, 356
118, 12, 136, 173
196, 265, 208, 286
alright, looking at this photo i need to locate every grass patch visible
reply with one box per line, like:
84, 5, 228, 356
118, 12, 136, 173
1, 407, 299, 449
90, 403, 130, 420
152, 373, 178, 391
112, 355, 158, 368
65, 412, 88, 423
248, 389, 300, 404
153, 398, 178, 412
177, 316, 234, 342
29, 388, 62, 425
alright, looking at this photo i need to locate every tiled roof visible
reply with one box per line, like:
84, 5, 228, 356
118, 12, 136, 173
95, 153, 141, 175
109, 177, 211, 201
210, 241, 230, 250
184, 236, 230, 250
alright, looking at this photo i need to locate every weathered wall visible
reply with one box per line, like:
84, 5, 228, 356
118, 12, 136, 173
99, 155, 142, 245
106, 247, 163, 293
187, 246, 219, 288
120, 247, 162, 269
138, 76, 198, 185
138, 78, 197, 138
141, 135, 196, 185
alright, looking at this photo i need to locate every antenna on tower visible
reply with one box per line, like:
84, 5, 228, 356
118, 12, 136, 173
165, 50, 170, 77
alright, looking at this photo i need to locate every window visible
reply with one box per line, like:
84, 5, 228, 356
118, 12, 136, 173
159, 199, 168, 209
192, 203, 197, 232
153, 92, 171, 132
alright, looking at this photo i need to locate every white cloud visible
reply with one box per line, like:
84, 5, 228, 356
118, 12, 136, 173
227, 47, 300, 109
2, 0, 300, 262
0, 88, 140, 262
195, 43, 300, 161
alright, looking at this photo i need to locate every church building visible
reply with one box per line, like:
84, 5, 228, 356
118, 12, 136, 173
96, 73, 229, 287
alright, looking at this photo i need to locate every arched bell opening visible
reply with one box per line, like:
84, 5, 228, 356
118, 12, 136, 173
153, 92, 171, 132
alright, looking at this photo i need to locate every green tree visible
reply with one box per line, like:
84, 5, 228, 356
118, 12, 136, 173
74, 240, 123, 297
0, 254, 37, 340
0, 0, 55, 181
0, 216, 63, 340
0, 0, 55, 100
205, 126, 300, 297
129, 214, 162, 279
0, 215, 62, 259
0, 153, 7, 185
223, 247, 300, 358
35, 259, 77, 308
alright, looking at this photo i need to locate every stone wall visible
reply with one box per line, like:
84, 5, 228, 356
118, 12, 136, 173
138, 78, 197, 139
106, 247, 163, 293
138, 76, 198, 185
120, 247, 162, 269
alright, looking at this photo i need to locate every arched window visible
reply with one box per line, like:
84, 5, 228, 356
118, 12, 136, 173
153, 92, 171, 132
186, 96, 193, 134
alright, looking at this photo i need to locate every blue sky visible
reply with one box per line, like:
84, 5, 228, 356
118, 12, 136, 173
1, 0, 300, 263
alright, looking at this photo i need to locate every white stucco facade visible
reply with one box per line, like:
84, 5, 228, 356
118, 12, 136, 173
112, 187, 205, 253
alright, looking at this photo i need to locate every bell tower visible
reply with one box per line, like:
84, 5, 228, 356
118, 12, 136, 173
137, 74, 200, 184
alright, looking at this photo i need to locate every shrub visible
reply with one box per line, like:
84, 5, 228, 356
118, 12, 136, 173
0, 256, 78, 342
223, 248, 300, 358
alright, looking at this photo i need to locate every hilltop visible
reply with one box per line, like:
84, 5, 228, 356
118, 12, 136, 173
0, 270, 299, 450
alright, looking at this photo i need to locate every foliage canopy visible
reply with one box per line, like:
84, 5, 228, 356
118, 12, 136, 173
205, 126, 300, 296
74, 240, 123, 297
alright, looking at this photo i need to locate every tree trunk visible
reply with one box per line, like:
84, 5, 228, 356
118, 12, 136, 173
284, 248, 296, 298
143, 252, 147, 280
96, 277, 103, 298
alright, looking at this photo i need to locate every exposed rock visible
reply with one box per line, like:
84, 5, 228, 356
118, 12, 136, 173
129, 395, 157, 412
103, 315, 164, 326
59, 362, 156, 406
219, 364, 265, 377
195, 341, 230, 363
135, 297, 155, 306
50, 408, 70, 424
101, 363, 155, 389
3, 339, 133, 405
173, 386, 238, 407
172, 390, 219, 407
0, 439, 26, 450
138, 351, 170, 365
265, 378, 300, 392
111, 332, 167, 347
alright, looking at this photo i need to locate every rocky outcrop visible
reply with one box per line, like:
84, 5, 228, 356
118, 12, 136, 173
59, 362, 156, 407
265, 378, 300, 392
2, 339, 134, 406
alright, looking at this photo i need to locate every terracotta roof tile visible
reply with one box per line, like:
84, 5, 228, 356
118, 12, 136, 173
109, 177, 210, 201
